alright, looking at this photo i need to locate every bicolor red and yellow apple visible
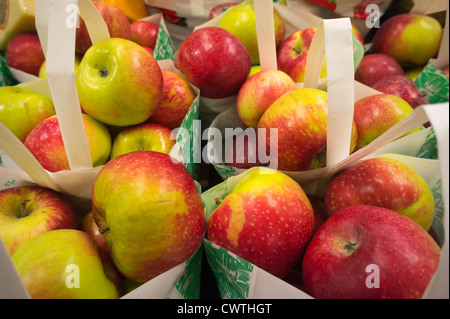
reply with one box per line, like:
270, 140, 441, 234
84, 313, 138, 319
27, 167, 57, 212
148, 69, 196, 130
0, 186, 77, 256
324, 157, 435, 230
355, 53, 405, 87
236, 69, 296, 128
6, 33, 45, 77
91, 151, 205, 283
24, 113, 112, 172
130, 20, 159, 50
206, 168, 314, 279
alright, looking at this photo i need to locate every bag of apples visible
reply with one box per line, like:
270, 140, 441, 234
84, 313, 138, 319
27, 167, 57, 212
0, 0, 205, 299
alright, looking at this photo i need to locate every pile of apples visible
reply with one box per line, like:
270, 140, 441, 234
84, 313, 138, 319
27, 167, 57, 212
0, 1, 447, 300
0, 1, 205, 299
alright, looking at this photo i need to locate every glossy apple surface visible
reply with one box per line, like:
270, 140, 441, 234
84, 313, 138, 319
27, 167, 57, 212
353, 94, 417, 150
372, 75, 428, 108
110, 123, 176, 160
24, 114, 112, 172
236, 69, 296, 129
130, 20, 159, 50
218, 3, 285, 65
302, 205, 441, 299
76, 38, 164, 126
372, 13, 443, 67
175, 27, 251, 99
148, 69, 196, 130
6, 33, 45, 77
324, 157, 435, 230
0, 86, 55, 142
0, 186, 77, 256
12, 229, 120, 299
75, 1, 131, 54
355, 53, 405, 87
206, 168, 314, 279
91, 151, 205, 283
224, 130, 265, 169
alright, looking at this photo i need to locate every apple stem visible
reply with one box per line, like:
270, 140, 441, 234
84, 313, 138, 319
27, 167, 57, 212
344, 241, 357, 254
20, 200, 30, 218
100, 225, 110, 234
214, 198, 223, 205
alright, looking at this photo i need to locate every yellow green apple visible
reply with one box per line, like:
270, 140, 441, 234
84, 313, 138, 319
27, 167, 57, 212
218, 3, 285, 65
91, 151, 205, 283
206, 168, 314, 279
110, 123, 176, 160
0, 86, 55, 142
11, 229, 120, 299
39, 54, 82, 79
24, 114, 112, 172
76, 38, 164, 127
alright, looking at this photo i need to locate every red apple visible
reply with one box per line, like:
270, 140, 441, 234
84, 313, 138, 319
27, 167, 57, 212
372, 13, 443, 67
209, 2, 240, 20
224, 130, 265, 169
355, 53, 405, 87
6, 33, 45, 77
110, 123, 176, 160
308, 195, 327, 236
24, 114, 112, 173
143, 46, 154, 56
236, 69, 296, 129
276, 28, 326, 83
353, 94, 416, 150
372, 75, 428, 108
130, 20, 159, 50
324, 157, 435, 231
75, 1, 132, 54
442, 66, 449, 75
175, 27, 251, 99
91, 151, 205, 283
302, 205, 441, 299
148, 69, 197, 130
206, 168, 314, 279
0, 186, 77, 256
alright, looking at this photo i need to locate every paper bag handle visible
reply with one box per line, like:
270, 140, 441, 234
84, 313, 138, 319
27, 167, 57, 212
254, 0, 278, 70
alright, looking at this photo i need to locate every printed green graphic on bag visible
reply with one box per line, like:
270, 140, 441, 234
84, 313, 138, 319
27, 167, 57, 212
175, 244, 203, 299
154, 25, 175, 61
0, 51, 18, 87
415, 61, 449, 104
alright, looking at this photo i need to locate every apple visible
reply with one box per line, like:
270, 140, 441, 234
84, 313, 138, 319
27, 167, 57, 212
442, 66, 449, 75
110, 123, 176, 160
218, 3, 285, 65
404, 66, 425, 81
372, 75, 428, 108
236, 69, 296, 129
277, 28, 327, 83
24, 114, 112, 173
76, 37, 164, 127
130, 20, 159, 50
302, 205, 441, 299
175, 26, 251, 99
206, 168, 314, 279
371, 13, 443, 67
355, 53, 405, 87
352, 25, 364, 46
75, 1, 132, 55
209, 2, 240, 20
257, 88, 357, 171
11, 229, 120, 299
248, 65, 261, 78
353, 94, 417, 150
224, 130, 265, 169
91, 151, 205, 283
0, 186, 77, 256
0, 86, 55, 142
79, 211, 109, 255
324, 157, 435, 231
6, 33, 45, 77
148, 69, 196, 130
38, 54, 82, 79
308, 195, 327, 236
143, 46, 154, 56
